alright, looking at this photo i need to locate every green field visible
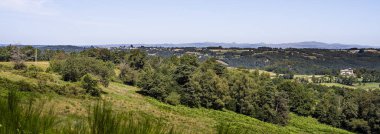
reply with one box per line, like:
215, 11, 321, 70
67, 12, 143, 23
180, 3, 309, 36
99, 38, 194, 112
321, 82, 380, 90
0, 62, 352, 133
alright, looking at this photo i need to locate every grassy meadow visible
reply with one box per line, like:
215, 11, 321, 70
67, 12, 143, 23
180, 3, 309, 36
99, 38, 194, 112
0, 62, 353, 133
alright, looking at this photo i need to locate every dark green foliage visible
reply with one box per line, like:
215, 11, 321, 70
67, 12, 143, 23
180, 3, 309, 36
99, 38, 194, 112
13, 62, 27, 70
314, 90, 342, 127
138, 66, 170, 101
139, 56, 291, 125
189, 69, 229, 109
348, 119, 371, 134
81, 74, 101, 97
278, 81, 316, 116
126, 49, 147, 70
119, 63, 138, 85
337, 76, 356, 86
0, 45, 12, 61
355, 68, 380, 83
222, 48, 380, 75
254, 82, 289, 125
174, 64, 196, 86
50, 56, 114, 87
282, 73, 295, 79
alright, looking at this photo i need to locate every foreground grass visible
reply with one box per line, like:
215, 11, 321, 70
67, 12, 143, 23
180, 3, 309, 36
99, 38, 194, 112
0, 90, 177, 134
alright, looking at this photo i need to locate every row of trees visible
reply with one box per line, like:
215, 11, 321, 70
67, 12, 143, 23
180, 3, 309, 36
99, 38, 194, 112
0, 45, 66, 62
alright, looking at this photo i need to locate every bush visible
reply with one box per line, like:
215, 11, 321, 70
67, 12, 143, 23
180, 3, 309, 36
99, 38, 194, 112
348, 119, 371, 133
119, 63, 138, 85
50, 56, 115, 87
13, 62, 26, 70
81, 74, 101, 97
165, 92, 181, 105
24, 65, 43, 78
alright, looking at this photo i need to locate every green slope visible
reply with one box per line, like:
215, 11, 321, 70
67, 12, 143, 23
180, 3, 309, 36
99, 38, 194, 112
0, 62, 352, 134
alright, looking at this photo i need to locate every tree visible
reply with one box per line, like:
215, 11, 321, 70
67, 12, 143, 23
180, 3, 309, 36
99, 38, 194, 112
225, 70, 257, 115
314, 90, 342, 127
348, 119, 371, 134
126, 49, 147, 70
278, 81, 316, 116
189, 69, 229, 110
274, 91, 290, 125
337, 76, 356, 86
254, 82, 289, 125
10, 46, 26, 70
0, 45, 12, 61
50, 56, 114, 87
119, 63, 138, 85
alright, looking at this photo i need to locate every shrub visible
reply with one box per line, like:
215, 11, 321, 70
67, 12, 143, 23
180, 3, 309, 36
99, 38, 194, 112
81, 74, 101, 97
348, 119, 371, 133
165, 92, 181, 105
119, 63, 138, 85
50, 56, 114, 87
25, 65, 44, 78
13, 62, 27, 70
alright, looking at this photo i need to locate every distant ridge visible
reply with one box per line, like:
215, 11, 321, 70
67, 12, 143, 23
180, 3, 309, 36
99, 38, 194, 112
0, 41, 378, 49
95, 41, 377, 49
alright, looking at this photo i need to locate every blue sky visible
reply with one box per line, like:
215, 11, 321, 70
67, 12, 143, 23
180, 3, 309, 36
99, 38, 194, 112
0, 0, 379, 45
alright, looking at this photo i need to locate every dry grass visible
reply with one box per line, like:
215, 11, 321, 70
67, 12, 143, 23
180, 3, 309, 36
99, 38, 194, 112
0, 61, 50, 71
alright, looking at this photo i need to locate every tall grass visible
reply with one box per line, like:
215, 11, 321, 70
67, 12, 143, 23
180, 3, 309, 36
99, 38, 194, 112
87, 101, 176, 134
0, 90, 177, 134
0, 90, 57, 134
216, 123, 248, 134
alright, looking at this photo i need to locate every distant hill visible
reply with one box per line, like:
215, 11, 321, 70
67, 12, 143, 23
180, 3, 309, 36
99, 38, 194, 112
0, 44, 86, 52
96, 41, 377, 49
262, 41, 375, 49
152, 41, 375, 49
1, 41, 377, 49
33, 45, 86, 52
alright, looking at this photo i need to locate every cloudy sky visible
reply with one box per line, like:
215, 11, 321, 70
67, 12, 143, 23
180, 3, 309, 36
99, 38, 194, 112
0, 0, 379, 45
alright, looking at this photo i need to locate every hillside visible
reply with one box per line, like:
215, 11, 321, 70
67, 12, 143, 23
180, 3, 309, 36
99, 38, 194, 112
0, 62, 352, 134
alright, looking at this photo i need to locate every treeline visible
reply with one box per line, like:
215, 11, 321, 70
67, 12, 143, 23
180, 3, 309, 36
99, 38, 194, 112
298, 75, 358, 86
356, 68, 380, 83
0, 45, 66, 61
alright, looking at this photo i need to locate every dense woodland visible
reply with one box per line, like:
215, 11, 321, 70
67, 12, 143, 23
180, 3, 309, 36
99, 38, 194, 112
0, 45, 380, 133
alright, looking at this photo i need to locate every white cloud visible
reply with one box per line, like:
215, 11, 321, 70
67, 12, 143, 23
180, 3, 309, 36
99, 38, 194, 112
0, 0, 57, 15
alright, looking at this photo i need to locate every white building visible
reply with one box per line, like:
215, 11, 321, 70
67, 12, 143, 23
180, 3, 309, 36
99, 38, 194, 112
340, 68, 355, 76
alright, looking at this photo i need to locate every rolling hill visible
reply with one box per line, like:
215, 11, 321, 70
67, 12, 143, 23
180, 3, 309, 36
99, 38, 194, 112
0, 62, 352, 134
